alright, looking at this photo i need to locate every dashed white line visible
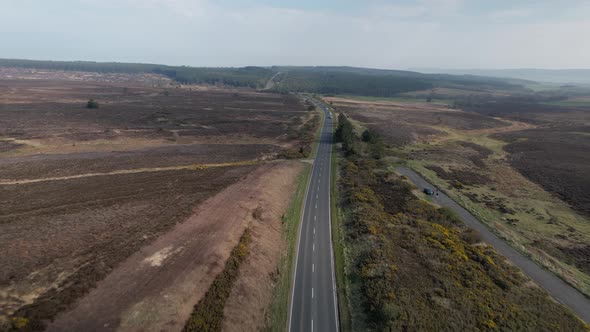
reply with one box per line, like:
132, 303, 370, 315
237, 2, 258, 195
313, 263, 315, 272
312, 288, 314, 298
313, 243, 315, 251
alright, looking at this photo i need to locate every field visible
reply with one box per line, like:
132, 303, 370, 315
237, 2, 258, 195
332, 115, 588, 330
0, 69, 313, 330
328, 97, 507, 147
327, 96, 590, 299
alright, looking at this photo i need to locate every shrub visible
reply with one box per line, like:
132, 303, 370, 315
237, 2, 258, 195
461, 228, 482, 244
86, 99, 99, 109
183, 229, 251, 332
252, 207, 263, 220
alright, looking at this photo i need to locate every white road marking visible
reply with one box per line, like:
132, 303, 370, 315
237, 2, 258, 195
312, 288, 314, 298
313, 243, 315, 251
311, 320, 314, 332
313, 263, 315, 272
314, 227, 316, 235
314, 215, 317, 221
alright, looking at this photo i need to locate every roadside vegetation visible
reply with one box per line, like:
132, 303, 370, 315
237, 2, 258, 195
278, 111, 321, 159
265, 99, 323, 330
329, 94, 590, 298
333, 113, 588, 331
330, 126, 352, 331
183, 229, 251, 332
264, 165, 310, 331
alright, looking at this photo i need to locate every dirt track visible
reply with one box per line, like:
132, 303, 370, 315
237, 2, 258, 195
0, 160, 259, 185
46, 161, 303, 332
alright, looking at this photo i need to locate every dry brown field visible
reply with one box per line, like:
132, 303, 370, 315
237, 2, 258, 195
0, 70, 312, 330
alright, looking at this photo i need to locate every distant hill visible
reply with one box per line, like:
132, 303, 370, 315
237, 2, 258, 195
270, 66, 528, 97
0, 58, 273, 88
412, 68, 590, 84
0, 59, 530, 97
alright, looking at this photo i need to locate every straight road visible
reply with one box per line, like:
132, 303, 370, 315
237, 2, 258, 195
397, 166, 590, 324
289, 99, 339, 332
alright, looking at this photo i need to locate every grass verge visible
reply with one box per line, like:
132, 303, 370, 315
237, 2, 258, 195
330, 142, 352, 331
309, 104, 324, 158
264, 163, 311, 331
183, 229, 251, 332
265, 96, 326, 331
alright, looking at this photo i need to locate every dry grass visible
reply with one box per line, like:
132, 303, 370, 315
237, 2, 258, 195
331, 96, 590, 298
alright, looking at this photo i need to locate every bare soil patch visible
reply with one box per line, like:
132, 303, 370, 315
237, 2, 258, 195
0, 166, 256, 328
43, 161, 302, 332
221, 162, 303, 332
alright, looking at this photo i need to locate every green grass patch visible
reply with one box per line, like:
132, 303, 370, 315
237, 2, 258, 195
183, 229, 251, 332
309, 107, 324, 158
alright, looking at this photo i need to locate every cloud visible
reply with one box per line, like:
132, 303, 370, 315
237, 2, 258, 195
367, 0, 464, 19
488, 7, 534, 22
1, 0, 589, 68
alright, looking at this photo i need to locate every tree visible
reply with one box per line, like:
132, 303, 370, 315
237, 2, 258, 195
362, 129, 384, 159
86, 99, 99, 109
335, 113, 356, 155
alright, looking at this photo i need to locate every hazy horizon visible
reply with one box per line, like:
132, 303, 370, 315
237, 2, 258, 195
2, 0, 589, 70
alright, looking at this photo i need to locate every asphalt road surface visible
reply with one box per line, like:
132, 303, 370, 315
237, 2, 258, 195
289, 99, 339, 332
397, 166, 590, 324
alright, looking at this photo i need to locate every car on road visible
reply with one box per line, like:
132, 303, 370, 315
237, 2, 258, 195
423, 188, 434, 195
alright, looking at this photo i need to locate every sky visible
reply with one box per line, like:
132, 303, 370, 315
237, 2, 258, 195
1, 0, 589, 69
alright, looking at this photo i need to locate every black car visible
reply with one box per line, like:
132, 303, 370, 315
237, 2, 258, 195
423, 188, 434, 195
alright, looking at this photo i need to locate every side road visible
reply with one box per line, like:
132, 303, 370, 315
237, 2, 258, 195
397, 166, 590, 324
